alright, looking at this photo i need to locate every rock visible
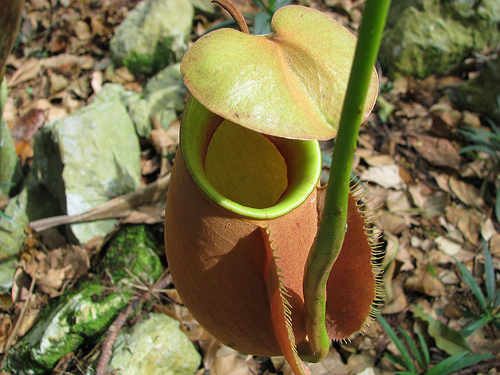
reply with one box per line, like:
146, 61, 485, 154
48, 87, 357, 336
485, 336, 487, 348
97, 225, 164, 284
92, 67, 186, 138
189, 0, 214, 14
90, 82, 136, 105
0, 78, 22, 196
0, 187, 28, 260
379, 0, 500, 79
110, 0, 194, 77
33, 88, 141, 244
107, 313, 201, 375
0, 178, 60, 292
450, 56, 500, 124
3, 225, 164, 375
4, 283, 129, 375
128, 63, 186, 138
0, 259, 17, 293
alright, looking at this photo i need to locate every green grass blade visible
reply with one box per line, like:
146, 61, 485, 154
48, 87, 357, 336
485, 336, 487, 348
425, 352, 468, 375
426, 352, 492, 375
455, 259, 489, 314
459, 144, 497, 158
496, 188, 500, 223
253, 11, 271, 34
414, 304, 470, 355
494, 288, 500, 309
385, 352, 412, 372
460, 315, 492, 337
489, 117, 500, 135
251, 0, 270, 12
377, 315, 416, 373
416, 330, 430, 371
483, 239, 496, 305
399, 328, 424, 369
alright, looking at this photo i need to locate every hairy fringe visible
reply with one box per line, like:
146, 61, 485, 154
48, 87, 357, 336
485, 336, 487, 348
265, 227, 303, 369
351, 181, 385, 337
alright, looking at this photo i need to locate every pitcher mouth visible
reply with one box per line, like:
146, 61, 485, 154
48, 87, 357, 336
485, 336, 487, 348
180, 95, 322, 219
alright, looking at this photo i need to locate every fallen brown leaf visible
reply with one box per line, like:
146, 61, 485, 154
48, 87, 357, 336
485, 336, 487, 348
41, 54, 94, 72
7, 58, 41, 87
9, 108, 45, 142
404, 262, 446, 297
382, 279, 408, 314
360, 164, 404, 189
0, 314, 13, 354
448, 176, 487, 212
409, 134, 461, 170
408, 184, 448, 217
74, 20, 91, 41
457, 210, 483, 246
308, 348, 348, 375
22, 245, 90, 297
209, 347, 253, 375
47, 69, 69, 94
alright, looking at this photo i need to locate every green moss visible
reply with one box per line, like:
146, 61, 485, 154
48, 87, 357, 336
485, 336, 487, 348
98, 225, 164, 285
380, 0, 500, 79
124, 38, 176, 77
71, 284, 131, 339
451, 56, 500, 123
3, 282, 129, 374
3, 226, 163, 374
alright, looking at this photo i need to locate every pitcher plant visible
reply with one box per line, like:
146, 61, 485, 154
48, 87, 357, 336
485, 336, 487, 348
165, 1, 390, 373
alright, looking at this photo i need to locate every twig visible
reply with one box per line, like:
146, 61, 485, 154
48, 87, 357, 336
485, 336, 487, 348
123, 267, 147, 289
150, 115, 172, 177
211, 0, 249, 34
30, 172, 170, 232
95, 269, 171, 375
0, 274, 37, 369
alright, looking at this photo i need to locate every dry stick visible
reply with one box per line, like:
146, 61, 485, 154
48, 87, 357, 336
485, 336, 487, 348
95, 269, 171, 375
30, 172, 171, 232
211, 0, 249, 34
0, 274, 37, 369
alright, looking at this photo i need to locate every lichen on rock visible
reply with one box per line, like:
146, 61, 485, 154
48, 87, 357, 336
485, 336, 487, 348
379, 0, 500, 79
110, 0, 194, 77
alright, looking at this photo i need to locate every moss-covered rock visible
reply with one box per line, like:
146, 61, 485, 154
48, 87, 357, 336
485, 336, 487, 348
127, 63, 186, 138
107, 313, 201, 375
0, 78, 22, 196
451, 56, 500, 124
98, 225, 164, 285
33, 90, 141, 244
110, 0, 193, 77
4, 283, 130, 375
3, 225, 164, 375
0, 177, 60, 292
380, 0, 500, 79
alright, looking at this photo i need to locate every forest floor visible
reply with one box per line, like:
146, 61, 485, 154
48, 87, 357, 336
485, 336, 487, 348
1, 0, 500, 374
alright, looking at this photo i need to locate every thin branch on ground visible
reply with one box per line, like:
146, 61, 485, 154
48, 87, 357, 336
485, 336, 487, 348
0, 273, 37, 369
94, 268, 171, 375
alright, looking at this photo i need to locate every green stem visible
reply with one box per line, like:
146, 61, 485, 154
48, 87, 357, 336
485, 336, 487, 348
302, 0, 391, 362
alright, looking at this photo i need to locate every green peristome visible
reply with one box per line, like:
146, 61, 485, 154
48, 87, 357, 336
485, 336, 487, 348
181, 5, 378, 141
181, 96, 321, 219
